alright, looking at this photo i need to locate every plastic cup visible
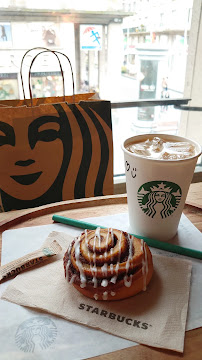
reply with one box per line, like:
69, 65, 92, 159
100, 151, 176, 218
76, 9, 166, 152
122, 134, 202, 241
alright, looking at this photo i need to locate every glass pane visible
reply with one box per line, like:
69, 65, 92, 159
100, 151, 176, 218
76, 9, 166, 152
31, 72, 63, 98
0, 76, 19, 99
0, 0, 194, 177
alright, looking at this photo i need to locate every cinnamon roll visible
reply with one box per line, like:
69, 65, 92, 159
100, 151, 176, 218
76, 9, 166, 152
63, 228, 153, 301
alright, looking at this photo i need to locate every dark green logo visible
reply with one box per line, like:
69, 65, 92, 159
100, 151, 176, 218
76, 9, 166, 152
137, 181, 182, 219
43, 248, 54, 256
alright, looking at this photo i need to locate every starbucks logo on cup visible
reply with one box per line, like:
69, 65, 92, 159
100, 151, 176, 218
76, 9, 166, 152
15, 316, 57, 353
137, 181, 182, 219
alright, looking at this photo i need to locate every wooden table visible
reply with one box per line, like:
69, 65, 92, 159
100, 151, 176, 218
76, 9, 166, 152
1, 182, 202, 360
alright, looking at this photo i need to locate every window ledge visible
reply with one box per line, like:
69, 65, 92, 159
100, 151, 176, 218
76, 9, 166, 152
113, 168, 202, 195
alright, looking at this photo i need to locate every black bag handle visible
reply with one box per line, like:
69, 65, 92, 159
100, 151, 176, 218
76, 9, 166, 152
28, 50, 75, 106
20, 47, 75, 106
20, 47, 62, 100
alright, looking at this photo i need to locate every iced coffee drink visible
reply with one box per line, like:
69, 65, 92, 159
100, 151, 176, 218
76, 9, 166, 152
122, 134, 201, 241
126, 136, 196, 160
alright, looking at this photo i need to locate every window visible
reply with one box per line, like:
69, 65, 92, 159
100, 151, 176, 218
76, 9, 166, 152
179, 0, 202, 162
31, 72, 63, 98
0, 0, 201, 185
0, 73, 19, 99
160, 13, 164, 27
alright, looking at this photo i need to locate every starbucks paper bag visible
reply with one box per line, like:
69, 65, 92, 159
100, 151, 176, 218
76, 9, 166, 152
1, 231, 192, 353
0, 48, 113, 212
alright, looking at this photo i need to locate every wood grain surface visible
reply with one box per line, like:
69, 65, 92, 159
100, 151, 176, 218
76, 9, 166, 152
0, 183, 202, 360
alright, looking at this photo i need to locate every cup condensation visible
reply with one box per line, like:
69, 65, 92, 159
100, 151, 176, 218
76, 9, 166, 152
122, 134, 201, 241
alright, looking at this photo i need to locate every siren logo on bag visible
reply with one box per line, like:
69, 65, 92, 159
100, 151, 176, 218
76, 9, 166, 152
0, 100, 113, 211
15, 317, 57, 353
137, 181, 182, 219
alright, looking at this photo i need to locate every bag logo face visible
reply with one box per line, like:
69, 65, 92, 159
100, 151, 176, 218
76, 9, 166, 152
0, 116, 64, 202
137, 181, 182, 219
0, 102, 113, 211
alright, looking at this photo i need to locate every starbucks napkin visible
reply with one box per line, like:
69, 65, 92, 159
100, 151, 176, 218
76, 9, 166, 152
1, 231, 192, 353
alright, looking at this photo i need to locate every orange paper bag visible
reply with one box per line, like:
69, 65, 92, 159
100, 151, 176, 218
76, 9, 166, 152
0, 49, 113, 211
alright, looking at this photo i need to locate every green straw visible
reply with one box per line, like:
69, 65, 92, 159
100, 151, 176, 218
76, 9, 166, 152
52, 214, 202, 260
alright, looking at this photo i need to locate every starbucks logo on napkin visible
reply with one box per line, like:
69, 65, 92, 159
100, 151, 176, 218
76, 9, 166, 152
15, 316, 57, 352
137, 181, 182, 219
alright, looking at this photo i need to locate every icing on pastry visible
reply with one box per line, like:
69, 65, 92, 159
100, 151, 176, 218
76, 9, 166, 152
63, 228, 153, 301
